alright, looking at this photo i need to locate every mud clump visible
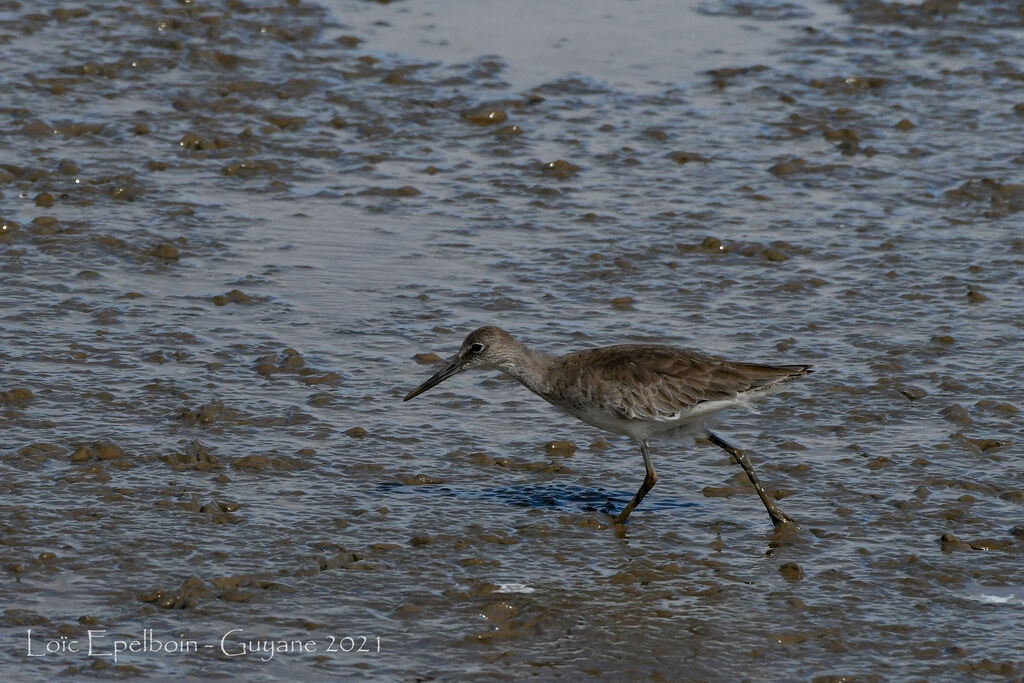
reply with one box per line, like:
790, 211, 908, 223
939, 534, 1011, 552
610, 296, 635, 311
252, 348, 342, 386
494, 124, 523, 139
543, 440, 576, 457
0, 219, 21, 240
254, 348, 306, 375
945, 178, 1024, 217
975, 400, 1018, 416
768, 157, 841, 176
11, 442, 63, 464
138, 578, 210, 610
900, 386, 926, 401
263, 114, 305, 131
541, 159, 580, 180
668, 150, 711, 164
29, 216, 62, 235
316, 550, 361, 572
307, 392, 333, 407
231, 453, 310, 472
823, 127, 860, 155
779, 562, 803, 580
966, 285, 987, 304
151, 243, 179, 260
56, 158, 80, 174
212, 289, 252, 306
677, 237, 800, 263
179, 132, 231, 152
940, 404, 971, 425
162, 440, 221, 471
221, 159, 281, 178
679, 236, 726, 253
464, 109, 507, 126
706, 64, 769, 89
1, 388, 34, 407
357, 185, 421, 197
70, 441, 125, 463
196, 500, 241, 525
177, 400, 240, 426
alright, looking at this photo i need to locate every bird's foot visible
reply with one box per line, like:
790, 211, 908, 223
769, 509, 795, 527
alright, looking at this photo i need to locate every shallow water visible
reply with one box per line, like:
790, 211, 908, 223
2, 0, 1022, 679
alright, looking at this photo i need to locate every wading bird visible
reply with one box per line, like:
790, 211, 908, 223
405, 326, 809, 527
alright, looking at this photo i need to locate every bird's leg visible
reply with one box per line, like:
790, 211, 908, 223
614, 440, 657, 524
706, 431, 793, 527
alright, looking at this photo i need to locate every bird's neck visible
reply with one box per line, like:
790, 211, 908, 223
499, 346, 556, 396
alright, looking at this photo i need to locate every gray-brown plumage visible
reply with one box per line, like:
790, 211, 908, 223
404, 326, 810, 527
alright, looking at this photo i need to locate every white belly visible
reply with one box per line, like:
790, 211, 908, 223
555, 398, 742, 443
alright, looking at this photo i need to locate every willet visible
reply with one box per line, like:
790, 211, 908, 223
404, 326, 810, 527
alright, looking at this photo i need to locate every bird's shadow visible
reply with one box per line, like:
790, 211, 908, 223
483, 483, 699, 516
375, 481, 698, 516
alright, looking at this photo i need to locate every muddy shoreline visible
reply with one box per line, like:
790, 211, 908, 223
2, 0, 1022, 679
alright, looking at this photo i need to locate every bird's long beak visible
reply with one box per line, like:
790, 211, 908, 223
404, 353, 465, 401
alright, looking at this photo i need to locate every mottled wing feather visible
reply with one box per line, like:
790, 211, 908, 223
563, 345, 807, 423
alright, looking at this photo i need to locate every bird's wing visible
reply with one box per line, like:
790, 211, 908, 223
569, 346, 806, 422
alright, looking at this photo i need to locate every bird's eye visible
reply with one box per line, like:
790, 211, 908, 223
470, 342, 484, 353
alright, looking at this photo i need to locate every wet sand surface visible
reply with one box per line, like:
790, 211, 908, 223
2, 0, 1023, 679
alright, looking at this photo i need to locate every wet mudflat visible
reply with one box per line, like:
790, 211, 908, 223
1, 0, 1022, 679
